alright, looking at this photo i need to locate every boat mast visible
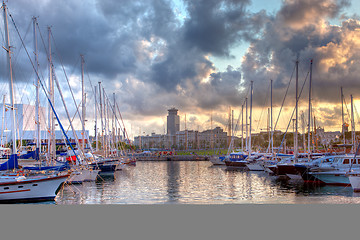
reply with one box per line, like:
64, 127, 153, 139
249, 80, 253, 156
3, 2, 17, 156
231, 109, 234, 151
351, 95, 355, 153
308, 59, 312, 161
270, 79, 273, 156
98, 82, 103, 154
47, 26, 56, 161
341, 87, 345, 147
95, 86, 98, 151
33, 17, 41, 160
268, 107, 270, 153
103, 87, 108, 157
113, 93, 117, 155
295, 60, 299, 161
241, 103, 244, 152
1, 95, 5, 147
80, 55, 86, 153
245, 97, 248, 152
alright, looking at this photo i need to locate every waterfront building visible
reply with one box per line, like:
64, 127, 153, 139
0, 103, 89, 147
197, 127, 228, 149
176, 130, 197, 150
0, 104, 46, 145
167, 108, 180, 135
134, 127, 229, 150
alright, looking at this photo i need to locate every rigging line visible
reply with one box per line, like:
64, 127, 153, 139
269, 64, 296, 142
343, 96, 351, 124
116, 102, 135, 151
298, 62, 310, 108
102, 90, 126, 134
65, 100, 82, 134
255, 81, 270, 132
11, 18, 31, 68
275, 63, 310, 156
34, 22, 49, 87
7, 10, 81, 164
84, 60, 102, 118
47, 31, 88, 135
354, 104, 360, 125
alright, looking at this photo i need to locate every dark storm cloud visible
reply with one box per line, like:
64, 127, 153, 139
183, 0, 251, 56
241, 0, 359, 109
1, 0, 359, 135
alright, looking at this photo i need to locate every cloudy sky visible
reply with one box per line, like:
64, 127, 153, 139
0, 0, 360, 139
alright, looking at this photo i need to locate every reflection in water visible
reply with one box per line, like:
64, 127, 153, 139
54, 161, 360, 204
167, 161, 180, 203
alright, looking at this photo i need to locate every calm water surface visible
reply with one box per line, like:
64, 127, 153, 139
54, 161, 360, 204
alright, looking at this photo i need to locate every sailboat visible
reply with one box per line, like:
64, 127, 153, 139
224, 82, 253, 169
0, 2, 70, 203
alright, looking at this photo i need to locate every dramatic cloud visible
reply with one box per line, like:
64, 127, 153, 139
0, 0, 359, 136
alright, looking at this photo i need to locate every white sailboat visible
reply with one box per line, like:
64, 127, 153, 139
0, 2, 70, 203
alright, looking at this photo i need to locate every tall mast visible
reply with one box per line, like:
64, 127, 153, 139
295, 60, 299, 160
113, 93, 117, 155
1, 95, 5, 147
245, 97, 248, 152
98, 82, 103, 153
94, 86, 98, 151
3, 2, 17, 155
308, 59, 313, 160
268, 107, 270, 153
241, 103, 244, 152
231, 109, 234, 149
341, 87, 345, 146
48, 26, 55, 161
81, 55, 86, 152
103, 87, 108, 157
33, 17, 41, 160
210, 113, 213, 151
249, 80, 253, 156
351, 95, 355, 153
270, 79, 273, 156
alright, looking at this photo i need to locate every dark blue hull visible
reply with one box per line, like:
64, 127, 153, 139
294, 164, 325, 184
91, 163, 117, 173
0, 196, 55, 204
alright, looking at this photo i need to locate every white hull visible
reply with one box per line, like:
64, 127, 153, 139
246, 163, 264, 171
349, 175, 360, 192
209, 156, 225, 165
0, 174, 69, 202
66, 168, 99, 184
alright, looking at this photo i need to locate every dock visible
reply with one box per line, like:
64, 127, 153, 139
136, 155, 209, 161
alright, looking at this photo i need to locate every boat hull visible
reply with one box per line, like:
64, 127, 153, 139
0, 174, 69, 203
349, 175, 360, 192
224, 160, 248, 168
209, 156, 225, 165
246, 163, 264, 171
276, 164, 299, 176
309, 172, 350, 186
66, 169, 99, 184
294, 164, 325, 184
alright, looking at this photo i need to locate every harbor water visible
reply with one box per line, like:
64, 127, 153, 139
53, 161, 360, 204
